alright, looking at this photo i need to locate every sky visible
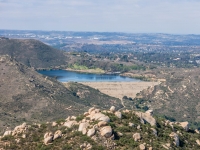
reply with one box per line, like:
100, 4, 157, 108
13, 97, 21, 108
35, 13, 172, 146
0, 0, 200, 34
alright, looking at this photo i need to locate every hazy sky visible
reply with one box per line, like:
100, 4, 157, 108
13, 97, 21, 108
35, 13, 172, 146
0, 0, 200, 34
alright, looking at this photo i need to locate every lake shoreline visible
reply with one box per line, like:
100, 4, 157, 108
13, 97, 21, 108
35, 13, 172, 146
38, 70, 140, 82
65, 68, 105, 74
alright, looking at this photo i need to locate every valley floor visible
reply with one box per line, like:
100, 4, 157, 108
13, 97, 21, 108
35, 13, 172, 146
79, 81, 159, 99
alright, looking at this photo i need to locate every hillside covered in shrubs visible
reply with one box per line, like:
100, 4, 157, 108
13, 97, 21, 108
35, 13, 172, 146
1, 107, 200, 150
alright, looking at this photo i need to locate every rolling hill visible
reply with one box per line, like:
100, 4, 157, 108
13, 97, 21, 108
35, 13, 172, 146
0, 37, 67, 69
134, 68, 200, 127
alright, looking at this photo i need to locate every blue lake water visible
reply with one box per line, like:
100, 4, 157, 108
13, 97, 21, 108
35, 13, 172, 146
38, 70, 141, 82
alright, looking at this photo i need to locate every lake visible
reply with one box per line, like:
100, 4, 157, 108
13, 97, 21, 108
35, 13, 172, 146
38, 70, 140, 82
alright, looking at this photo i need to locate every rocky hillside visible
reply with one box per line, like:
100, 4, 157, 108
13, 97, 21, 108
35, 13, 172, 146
1, 107, 200, 150
0, 37, 67, 69
0, 55, 122, 132
134, 68, 200, 127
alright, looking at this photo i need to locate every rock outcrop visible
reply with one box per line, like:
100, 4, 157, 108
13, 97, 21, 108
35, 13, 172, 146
53, 130, 62, 140
133, 133, 141, 141
63, 121, 77, 128
89, 113, 110, 122
196, 139, 200, 146
98, 121, 107, 127
87, 128, 96, 137
170, 132, 179, 147
139, 144, 146, 150
44, 132, 54, 145
3, 130, 12, 137
110, 106, 116, 113
135, 111, 156, 126
12, 123, 28, 136
78, 122, 89, 132
100, 126, 112, 138
115, 111, 122, 119
1, 107, 199, 150
179, 122, 189, 131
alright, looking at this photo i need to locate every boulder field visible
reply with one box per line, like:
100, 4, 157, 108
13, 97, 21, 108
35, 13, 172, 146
1, 107, 200, 150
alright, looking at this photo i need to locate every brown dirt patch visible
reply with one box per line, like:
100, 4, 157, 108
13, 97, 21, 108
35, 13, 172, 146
79, 82, 160, 99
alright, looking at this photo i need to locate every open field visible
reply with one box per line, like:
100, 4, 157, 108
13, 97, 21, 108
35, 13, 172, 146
79, 82, 160, 99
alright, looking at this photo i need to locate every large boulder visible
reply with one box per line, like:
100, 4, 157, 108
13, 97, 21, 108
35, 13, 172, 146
63, 121, 77, 128
90, 109, 100, 115
195, 129, 200, 134
3, 130, 12, 137
135, 112, 156, 126
100, 126, 112, 138
129, 122, 134, 127
145, 110, 153, 116
110, 106, 116, 113
53, 130, 62, 140
82, 128, 87, 135
89, 113, 110, 122
12, 122, 28, 136
179, 122, 189, 131
88, 107, 95, 114
151, 128, 157, 137
84, 112, 89, 116
196, 139, 200, 146
169, 132, 179, 147
115, 111, 122, 119
133, 133, 141, 141
71, 116, 77, 120
52, 122, 58, 127
98, 121, 107, 127
87, 128, 96, 137
98, 116, 110, 122
139, 144, 146, 150
44, 132, 54, 145
78, 122, 89, 132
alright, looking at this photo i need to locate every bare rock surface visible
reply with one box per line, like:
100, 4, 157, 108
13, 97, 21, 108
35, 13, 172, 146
115, 111, 122, 119
87, 128, 96, 137
139, 144, 146, 150
110, 106, 116, 112
179, 122, 189, 131
53, 130, 62, 140
135, 112, 156, 126
100, 126, 112, 138
170, 132, 179, 147
63, 121, 77, 128
44, 132, 54, 145
133, 133, 141, 141
78, 122, 89, 132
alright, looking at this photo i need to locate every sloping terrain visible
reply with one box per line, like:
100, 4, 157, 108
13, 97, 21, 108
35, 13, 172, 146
0, 37, 67, 69
0, 55, 122, 132
64, 82, 122, 109
135, 68, 200, 125
1, 107, 200, 149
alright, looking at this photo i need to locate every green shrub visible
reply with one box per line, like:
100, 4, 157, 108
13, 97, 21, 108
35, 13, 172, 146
76, 115, 85, 122
116, 126, 131, 132
1, 135, 14, 141
56, 119, 65, 125
62, 144, 72, 150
